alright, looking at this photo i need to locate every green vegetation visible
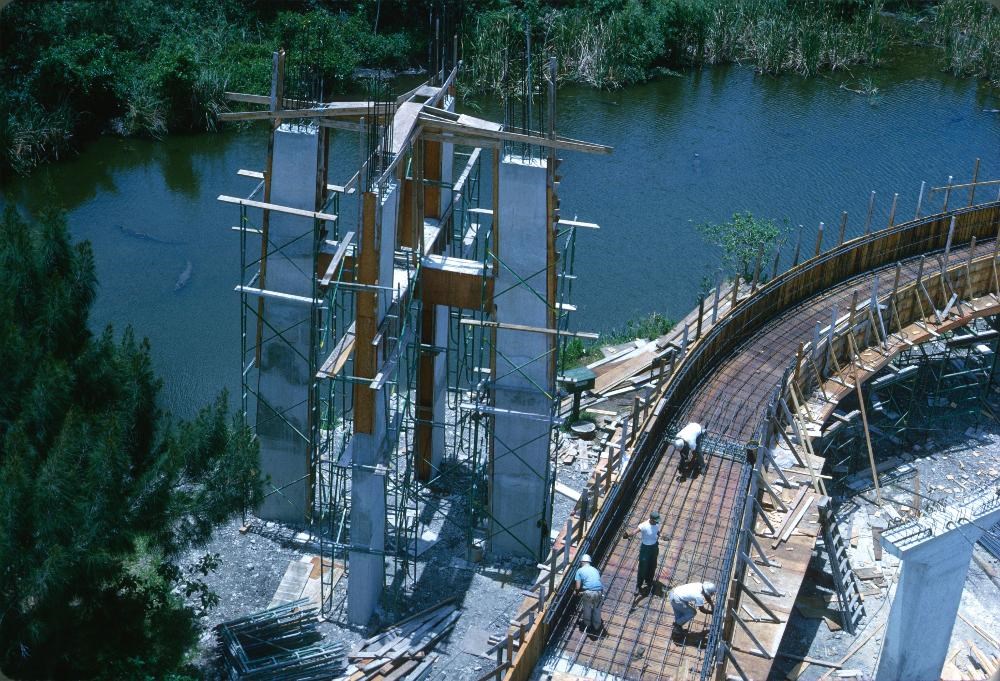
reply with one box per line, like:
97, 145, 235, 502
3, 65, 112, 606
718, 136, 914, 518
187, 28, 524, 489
0, 205, 261, 679
0, 1, 419, 176
697, 211, 787, 282
561, 311, 674, 369
466, 0, 887, 91
2, 0, 998, 176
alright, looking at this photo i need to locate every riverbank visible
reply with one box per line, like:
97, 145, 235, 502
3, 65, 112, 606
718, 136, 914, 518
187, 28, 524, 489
2, 0, 998, 178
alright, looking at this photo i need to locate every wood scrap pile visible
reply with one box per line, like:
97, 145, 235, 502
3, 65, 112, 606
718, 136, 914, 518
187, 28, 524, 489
344, 598, 460, 680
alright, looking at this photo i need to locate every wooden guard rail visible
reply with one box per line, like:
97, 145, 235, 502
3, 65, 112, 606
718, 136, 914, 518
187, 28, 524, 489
502, 191, 1000, 681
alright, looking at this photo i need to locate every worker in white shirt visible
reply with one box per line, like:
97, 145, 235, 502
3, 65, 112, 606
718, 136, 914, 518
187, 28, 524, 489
622, 511, 663, 595
574, 554, 604, 635
669, 581, 716, 634
673, 422, 705, 469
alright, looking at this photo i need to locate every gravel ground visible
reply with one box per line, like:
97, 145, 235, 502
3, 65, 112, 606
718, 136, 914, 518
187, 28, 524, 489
773, 425, 1000, 681
181, 400, 633, 680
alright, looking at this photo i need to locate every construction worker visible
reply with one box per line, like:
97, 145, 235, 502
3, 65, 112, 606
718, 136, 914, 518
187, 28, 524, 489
623, 510, 662, 595
673, 421, 705, 469
669, 581, 716, 634
575, 554, 604, 634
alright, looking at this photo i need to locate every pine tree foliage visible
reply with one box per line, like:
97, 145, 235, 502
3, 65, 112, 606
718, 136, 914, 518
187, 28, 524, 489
0, 205, 261, 679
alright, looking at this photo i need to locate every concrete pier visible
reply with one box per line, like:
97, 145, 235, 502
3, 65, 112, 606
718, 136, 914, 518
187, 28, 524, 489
256, 124, 321, 524
489, 154, 553, 559
876, 487, 1000, 681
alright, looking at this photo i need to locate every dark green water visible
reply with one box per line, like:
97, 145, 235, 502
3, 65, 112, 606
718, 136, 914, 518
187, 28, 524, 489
3, 58, 998, 416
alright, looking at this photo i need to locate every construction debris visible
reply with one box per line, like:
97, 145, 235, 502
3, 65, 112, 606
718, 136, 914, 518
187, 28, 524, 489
216, 598, 346, 680
343, 598, 460, 680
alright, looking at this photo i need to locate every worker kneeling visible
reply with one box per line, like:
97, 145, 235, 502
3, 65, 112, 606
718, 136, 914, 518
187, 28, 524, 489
575, 554, 604, 635
669, 581, 716, 634
673, 422, 705, 469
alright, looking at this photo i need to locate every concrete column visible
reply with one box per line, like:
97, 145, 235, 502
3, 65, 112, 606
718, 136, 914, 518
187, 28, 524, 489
876, 491, 1000, 681
489, 154, 553, 559
256, 124, 320, 524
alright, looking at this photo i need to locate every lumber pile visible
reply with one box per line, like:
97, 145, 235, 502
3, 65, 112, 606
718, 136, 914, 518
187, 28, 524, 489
343, 598, 460, 680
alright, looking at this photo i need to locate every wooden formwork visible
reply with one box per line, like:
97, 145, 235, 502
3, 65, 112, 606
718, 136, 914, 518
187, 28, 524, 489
503, 200, 1000, 681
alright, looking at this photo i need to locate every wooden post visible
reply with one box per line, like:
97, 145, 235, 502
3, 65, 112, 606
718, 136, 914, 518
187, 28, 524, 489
965, 236, 976, 299
696, 296, 704, 340
564, 518, 572, 565
838, 211, 848, 245
888, 192, 898, 227
943, 175, 953, 212
849, 333, 882, 506
792, 225, 803, 266
813, 221, 825, 258
969, 157, 980, 206
771, 239, 783, 280
915, 180, 926, 219
712, 276, 721, 324
681, 323, 689, 356
864, 191, 876, 234
751, 243, 765, 293
731, 276, 740, 309
620, 415, 629, 461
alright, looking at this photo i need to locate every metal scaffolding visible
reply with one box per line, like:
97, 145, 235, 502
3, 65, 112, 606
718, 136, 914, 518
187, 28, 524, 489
222, 42, 607, 623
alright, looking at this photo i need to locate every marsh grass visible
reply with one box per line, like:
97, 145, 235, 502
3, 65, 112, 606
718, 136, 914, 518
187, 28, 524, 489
932, 0, 1000, 83
462, 0, 890, 94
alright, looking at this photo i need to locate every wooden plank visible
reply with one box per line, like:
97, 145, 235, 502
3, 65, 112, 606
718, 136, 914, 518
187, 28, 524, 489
319, 232, 355, 287
772, 493, 815, 548
460, 318, 598, 340
317, 323, 356, 378
218, 194, 338, 222
219, 102, 371, 121
235, 285, 320, 306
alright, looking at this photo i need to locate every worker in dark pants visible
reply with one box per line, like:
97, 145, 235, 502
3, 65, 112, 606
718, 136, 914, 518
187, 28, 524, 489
623, 511, 663, 595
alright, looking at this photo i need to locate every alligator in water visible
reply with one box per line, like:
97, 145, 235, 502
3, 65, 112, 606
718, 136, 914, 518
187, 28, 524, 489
174, 260, 193, 292
118, 224, 186, 245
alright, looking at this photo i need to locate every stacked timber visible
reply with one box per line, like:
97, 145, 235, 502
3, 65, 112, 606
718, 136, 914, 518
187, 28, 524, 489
343, 598, 460, 680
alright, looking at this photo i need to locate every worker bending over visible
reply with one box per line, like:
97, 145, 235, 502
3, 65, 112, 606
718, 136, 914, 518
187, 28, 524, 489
673, 421, 705, 469
575, 554, 604, 635
669, 581, 716, 634
623, 511, 663, 595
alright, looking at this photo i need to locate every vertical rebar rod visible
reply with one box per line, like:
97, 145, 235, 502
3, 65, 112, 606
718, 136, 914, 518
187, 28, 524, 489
864, 191, 876, 234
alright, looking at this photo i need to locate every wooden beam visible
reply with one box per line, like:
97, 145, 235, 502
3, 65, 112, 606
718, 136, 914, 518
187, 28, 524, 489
417, 115, 612, 155
421, 254, 494, 310
219, 102, 372, 122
